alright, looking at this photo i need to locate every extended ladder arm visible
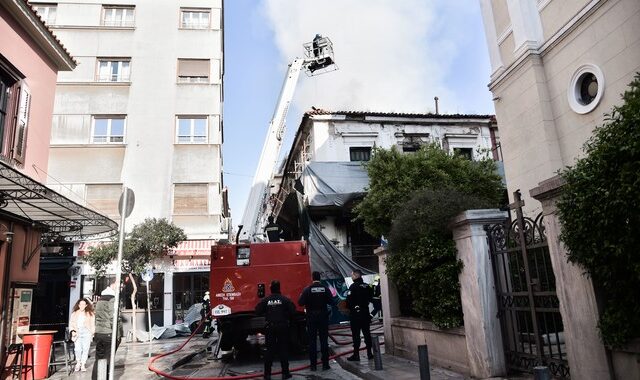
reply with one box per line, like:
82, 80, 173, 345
239, 59, 305, 241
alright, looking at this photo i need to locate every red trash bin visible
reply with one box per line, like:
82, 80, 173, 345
20, 330, 56, 380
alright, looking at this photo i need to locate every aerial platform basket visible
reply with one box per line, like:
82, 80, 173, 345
302, 35, 338, 76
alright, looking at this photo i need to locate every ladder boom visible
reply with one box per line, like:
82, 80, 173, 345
239, 59, 305, 240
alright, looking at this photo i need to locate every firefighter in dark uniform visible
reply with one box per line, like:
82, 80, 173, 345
201, 291, 213, 338
264, 216, 283, 242
346, 269, 373, 361
255, 280, 295, 380
298, 271, 333, 371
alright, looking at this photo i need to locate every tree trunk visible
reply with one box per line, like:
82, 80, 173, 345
129, 273, 138, 342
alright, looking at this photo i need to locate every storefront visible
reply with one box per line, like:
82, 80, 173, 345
71, 239, 214, 329
0, 162, 117, 364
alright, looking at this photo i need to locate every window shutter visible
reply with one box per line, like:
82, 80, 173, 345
13, 83, 30, 164
177, 59, 210, 77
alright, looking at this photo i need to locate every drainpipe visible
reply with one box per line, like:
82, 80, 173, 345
0, 222, 15, 367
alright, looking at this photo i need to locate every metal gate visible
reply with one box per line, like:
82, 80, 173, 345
486, 191, 570, 378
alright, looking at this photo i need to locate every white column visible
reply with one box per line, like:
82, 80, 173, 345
375, 247, 401, 354
531, 176, 612, 380
478, 0, 505, 75
451, 209, 508, 378
163, 271, 173, 325
506, 0, 544, 54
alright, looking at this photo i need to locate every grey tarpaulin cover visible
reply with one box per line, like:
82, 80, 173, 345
295, 162, 374, 278
308, 220, 375, 278
302, 161, 369, 207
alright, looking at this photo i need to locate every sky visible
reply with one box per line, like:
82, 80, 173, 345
223, 0, 495, 227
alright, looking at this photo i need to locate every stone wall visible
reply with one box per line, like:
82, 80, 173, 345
388, 317, 470, 375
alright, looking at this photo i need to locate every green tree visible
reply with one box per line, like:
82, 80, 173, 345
557, 74, 640, 347
355, 145, 503, 239
355, 144, 503, 327
86, 218, 186, 341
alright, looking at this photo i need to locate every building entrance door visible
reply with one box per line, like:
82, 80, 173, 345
173, 272, 209, 323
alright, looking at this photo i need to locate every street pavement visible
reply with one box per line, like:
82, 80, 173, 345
46, 324, 524, 380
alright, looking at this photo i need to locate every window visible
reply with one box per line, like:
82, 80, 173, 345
0, 62, 29, 163
453, 147, 473, 160
568, 64, 605, 114
177, 59, 209, 83
0, 72, 17, 153
176, 116, 207, 143
173, 184, 208, 215
32, 4, 57, 25
92, 116, 125, 143
180, 8, 210, 29
102, 6, 135, 27
86, 184, 122, 217
349, 147, 371, 162
96, 59, 130, 82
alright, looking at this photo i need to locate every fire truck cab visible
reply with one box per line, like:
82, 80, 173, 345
210, 240, 311, 351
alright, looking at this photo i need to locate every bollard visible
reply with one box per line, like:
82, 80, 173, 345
97, 358, 108, 380
418, 345, 430, 380
533, 366, 551, 380
372, 335, 383, 370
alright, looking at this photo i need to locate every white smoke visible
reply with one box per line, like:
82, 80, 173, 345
261, 0, 485, 115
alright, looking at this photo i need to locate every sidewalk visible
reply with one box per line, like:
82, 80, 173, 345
337, 352, 468, 380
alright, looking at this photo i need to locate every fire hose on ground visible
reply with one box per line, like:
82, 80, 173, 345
147, 316, 384, 379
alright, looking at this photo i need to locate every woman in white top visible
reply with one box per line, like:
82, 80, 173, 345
69, 298, 95, 372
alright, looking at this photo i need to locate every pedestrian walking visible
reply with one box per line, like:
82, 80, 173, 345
298, 271, 333, 371
255, 280, 295, 380
346, 269, 373, 361
69, 297, 95, 372
370, 275, 382, 318
91, 280, 122, 380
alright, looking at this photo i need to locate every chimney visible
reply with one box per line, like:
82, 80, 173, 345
434, 96, 439, 115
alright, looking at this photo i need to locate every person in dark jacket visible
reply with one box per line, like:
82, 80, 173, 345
345, 269, 373, 361
370, 275, 382, 318
91, 280, 122, 380
255, 280, 295, 380
298, 271, 333, 371
264, 216, 283, 242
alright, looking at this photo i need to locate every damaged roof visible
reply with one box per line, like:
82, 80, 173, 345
305, 107, 496, 121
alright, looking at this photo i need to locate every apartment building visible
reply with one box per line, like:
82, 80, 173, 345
1, 0, 119, 359
32, 0, 227, 327
273, 109, 500, 272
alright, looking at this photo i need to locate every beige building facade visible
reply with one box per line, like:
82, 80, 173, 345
480, 0, 640, 212
480, 0, 640, 378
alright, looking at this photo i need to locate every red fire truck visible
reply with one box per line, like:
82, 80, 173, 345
210, 241, 311, 351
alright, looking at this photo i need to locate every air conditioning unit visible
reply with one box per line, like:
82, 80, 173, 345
220, 217, 229, 233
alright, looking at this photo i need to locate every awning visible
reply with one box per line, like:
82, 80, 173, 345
168, 240, 215, 258
168, 240, 215, 270
0, 162, 118, 241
